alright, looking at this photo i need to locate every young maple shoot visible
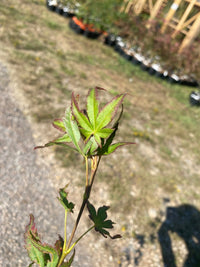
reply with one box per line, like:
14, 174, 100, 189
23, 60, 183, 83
25, 87, 134, 267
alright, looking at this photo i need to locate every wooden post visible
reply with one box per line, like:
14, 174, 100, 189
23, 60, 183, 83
123, 0, 134, 13
146, 0, 166, 28
179, 12, 200, 52
133, 0, 147, 15
150, 0, 166, 18
148, 0, 153, 13
172, 0, 196, 38
161, 0, 183, 33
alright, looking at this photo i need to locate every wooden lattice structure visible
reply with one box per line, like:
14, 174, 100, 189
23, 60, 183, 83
122, 0, 200, 52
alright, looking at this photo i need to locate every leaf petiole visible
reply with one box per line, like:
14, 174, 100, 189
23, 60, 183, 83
63, 209, 68, 252
65, 225, 95, 255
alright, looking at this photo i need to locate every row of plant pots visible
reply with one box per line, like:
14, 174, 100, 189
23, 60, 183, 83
46, 0, 77, 17
104, 34, 199, 87
46, 0, 103, 39
45, 0, 199, 88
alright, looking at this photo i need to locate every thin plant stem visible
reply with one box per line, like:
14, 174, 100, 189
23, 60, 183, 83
57, 210, 68, 267
85, 156, 89, 187
57, 226, 95, 267
63, 209, 68, 251
65, 156, 101, 251
58, 156, 101, 266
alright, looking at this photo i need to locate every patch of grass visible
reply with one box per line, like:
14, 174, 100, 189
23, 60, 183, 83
79, 72, 87, 79
160, 145, 173, 158
132, 128, 151, 141
21, 40, 46, 51
46, 20, 63, 30
13, 50, 40, 65
68, 52, 97, 65
60, 64, 75, 77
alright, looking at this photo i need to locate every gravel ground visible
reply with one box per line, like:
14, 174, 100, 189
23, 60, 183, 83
0, 62, 93, 267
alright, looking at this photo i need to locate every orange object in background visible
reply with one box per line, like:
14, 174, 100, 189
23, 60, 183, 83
72, 16, 86, 30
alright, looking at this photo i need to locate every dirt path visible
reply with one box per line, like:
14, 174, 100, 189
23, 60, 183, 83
0, 62, 93, 267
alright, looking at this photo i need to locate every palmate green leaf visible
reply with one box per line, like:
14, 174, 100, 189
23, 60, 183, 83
87, 202, 121, 239
57, 186, 75, 212
72, 89, 126, 149
96, 93, 126, 131
64, 108, 83, 155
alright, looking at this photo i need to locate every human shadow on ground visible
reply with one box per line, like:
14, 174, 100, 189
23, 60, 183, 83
158, 204, 200, 267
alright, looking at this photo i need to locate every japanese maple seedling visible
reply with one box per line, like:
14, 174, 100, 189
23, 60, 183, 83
25, 87, 134, 266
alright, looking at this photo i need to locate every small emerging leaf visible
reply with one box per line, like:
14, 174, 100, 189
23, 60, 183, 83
58, 185, 75, 212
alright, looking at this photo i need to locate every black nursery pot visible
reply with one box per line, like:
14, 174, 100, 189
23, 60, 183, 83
123, 53, 133, 61
104, 35, 116, 46
75, 27, 84, 34
180, 79, 199, 87
84, 30, 101, 39
63, 11, 75, 18
155, 71, 164, 79
69, 19, 84, 34
168, 76, 180, 84
140, 63, 150, 71
62, 6, 75, 17
114, 44, 124, 55
55, 7, 63, 15
104, 35, 110, 45
131, 56, 141, 65
69, 18, 77, 30
148, 67, 156, 75
46, 0, 56, 11
189, 91, 200, 106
